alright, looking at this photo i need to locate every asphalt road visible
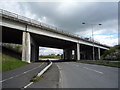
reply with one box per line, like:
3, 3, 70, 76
1, 62, 47, 88
1, 62, 119, 88
56, 62, 118, 88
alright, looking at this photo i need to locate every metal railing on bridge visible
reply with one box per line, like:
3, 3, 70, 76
0, 9, 109, 47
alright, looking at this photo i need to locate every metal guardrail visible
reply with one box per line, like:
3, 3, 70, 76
0, 9, 80, 37
0, 9, 109, 47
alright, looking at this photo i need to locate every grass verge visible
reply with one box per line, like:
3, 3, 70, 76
0, 53, 29, 72
30, 73, 44, 82
77, 60, 120, 68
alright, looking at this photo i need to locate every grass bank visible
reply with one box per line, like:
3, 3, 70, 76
0, 53, 29, 72
77, 60, 120, 68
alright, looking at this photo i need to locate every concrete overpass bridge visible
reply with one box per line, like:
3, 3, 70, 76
0, 9, 110, 63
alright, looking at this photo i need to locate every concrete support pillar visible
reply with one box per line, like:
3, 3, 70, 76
31, 45, 39, 62
64, 49, 68, 60
35, 46, 39, 61
74, 49, 77, 60
22, 32, 31, 63
63, 49, 72, 60
67, 49, 72, 60
30, 35, 39, 62
63, 50, 65, 60
98, 48, 100, 60
77, 43, 80, 60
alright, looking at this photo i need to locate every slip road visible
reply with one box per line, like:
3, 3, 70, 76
2, 63, 47, 88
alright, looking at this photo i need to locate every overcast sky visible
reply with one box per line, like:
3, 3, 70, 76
0, 0, 119, 55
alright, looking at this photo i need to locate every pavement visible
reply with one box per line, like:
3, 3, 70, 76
28, 63, 59, 88
56, 62, 118, 88
2, 62, 48, 88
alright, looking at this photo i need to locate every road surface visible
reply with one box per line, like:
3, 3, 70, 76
2, 62, 47, 88
1, 62, 119, 88
57, 62, 118, 88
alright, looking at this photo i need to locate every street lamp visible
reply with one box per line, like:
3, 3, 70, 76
82, 22, 102, 60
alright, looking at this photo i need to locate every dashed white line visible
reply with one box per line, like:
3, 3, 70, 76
83, 67, 103, 74
0, 63, 44, 83
0, 77, 14, 83
24, 82, 33, 88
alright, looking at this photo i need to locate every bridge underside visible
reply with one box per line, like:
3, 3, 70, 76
2, 26, 106, 63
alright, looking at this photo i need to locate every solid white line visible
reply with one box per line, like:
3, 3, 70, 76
24, 82, 33, 88
0, 63, 44, 83
57, 65, 62, 70
83, 67, 103, 74
56, 64, 62, 88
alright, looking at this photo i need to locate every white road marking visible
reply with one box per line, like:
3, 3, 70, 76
83, 67, 103, 74
0, 77, 13, 83
0, 63, 44, 83
23, 62, 52, 88
56, 64, 62, 88
57, 65, 62, 70
24, 82, 33, 88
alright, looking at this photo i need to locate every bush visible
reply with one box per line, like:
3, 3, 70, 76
101, 45, 120, 60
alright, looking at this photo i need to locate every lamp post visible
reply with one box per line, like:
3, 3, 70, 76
82, 22, 102, 60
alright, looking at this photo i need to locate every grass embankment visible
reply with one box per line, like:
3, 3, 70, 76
77, 60, 120, 68
0, 53, 29, 72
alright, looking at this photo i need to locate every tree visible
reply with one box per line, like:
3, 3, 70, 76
101, 45, 120, 60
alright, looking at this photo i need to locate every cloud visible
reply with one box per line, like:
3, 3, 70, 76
19, 2, 118, 32
0, 1, 118, 55
94, 34, 118, 46
39, 47, 63, 55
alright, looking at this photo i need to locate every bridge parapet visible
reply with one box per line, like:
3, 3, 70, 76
0, 9, 110, 48
0, 9, 79, 38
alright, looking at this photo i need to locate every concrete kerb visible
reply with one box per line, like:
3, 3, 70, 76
37, 61, 52, 78
23, 61, 53, 88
